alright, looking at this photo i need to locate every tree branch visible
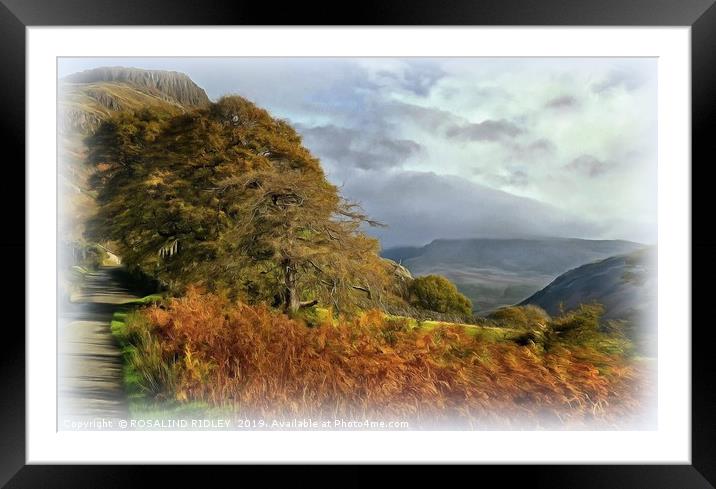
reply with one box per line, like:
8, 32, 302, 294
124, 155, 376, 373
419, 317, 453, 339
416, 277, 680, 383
352, 284, 372, 299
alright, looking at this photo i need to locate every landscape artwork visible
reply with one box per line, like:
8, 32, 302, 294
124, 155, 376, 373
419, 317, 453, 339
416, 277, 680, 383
58, 57, 657, 431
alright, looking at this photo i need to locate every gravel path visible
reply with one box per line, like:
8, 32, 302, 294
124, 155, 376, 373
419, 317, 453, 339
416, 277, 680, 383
58, 266, 139, 428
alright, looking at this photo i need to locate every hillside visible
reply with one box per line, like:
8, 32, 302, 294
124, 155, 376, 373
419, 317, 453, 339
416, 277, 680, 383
520, 248, 656, 354
62, 67, 210, 104
382, 238, 645, 313
520, 248, 656, 320
60, 67, 209, 134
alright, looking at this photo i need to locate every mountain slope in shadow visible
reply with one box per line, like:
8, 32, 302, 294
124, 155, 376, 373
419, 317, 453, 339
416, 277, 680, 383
383, 238, 645, 313
520, 247, 656, 320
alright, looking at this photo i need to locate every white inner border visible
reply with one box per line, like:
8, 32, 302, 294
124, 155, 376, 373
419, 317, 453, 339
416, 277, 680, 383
26, 27, 691, 464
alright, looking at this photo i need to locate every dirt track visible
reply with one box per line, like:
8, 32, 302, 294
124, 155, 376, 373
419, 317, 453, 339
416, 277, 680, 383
58, 266, 139, 427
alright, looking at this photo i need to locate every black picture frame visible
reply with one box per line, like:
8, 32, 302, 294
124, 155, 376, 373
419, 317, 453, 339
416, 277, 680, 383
2, 0, 713, 486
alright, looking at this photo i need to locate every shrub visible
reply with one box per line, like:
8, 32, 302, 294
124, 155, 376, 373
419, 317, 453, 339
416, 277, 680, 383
511, 302, 634, 357
550, 303, 604, 339
487, 305, 550, 329
408, 275, 473, 316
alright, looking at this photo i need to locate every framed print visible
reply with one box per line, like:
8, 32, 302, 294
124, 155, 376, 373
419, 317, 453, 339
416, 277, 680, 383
3, 0, 715, 486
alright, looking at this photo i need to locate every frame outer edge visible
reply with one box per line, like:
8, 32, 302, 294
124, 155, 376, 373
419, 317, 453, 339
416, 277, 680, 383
2, 0, 714, 485
0, 0, 27, 487
691, 0, 716, 486
0, 0, 715, 26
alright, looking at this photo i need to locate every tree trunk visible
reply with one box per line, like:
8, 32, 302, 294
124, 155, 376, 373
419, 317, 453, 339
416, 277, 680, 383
284, 260, 300, 313
283, 261, 319, 313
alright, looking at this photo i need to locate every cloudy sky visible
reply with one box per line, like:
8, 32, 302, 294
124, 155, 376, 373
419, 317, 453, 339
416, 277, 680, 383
59, 57, 657, 248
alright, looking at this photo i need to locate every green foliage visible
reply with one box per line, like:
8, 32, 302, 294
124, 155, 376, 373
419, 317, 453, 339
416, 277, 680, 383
511, 302, 634, 357
292, 306, 335, 328
408, 275, 473, 316
487, 304, 550, 329
550, 303, 603, 336
123, 294, 165, 306
112, 309, 179, 401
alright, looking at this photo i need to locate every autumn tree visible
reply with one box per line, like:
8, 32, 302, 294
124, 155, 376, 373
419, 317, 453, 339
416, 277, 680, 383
86, 107, 235, 289
86, 95, 393, 312
215, 169, 387, 313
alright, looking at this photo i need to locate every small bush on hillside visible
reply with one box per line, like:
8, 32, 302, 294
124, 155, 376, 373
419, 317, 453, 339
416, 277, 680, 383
511, 303, 634, 357
550, 303, 604, 337
408, 275, 473, 317
487, 305, 550, 329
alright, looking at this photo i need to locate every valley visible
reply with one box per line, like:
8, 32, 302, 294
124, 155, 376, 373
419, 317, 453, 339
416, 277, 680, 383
383, 237, 645, 313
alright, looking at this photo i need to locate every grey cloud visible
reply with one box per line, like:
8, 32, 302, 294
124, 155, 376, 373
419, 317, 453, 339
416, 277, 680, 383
478, 168, 531, 189
592, 69, 645, 94
377, 62, 446, 97
343, 171, 600, 248
565, 155, 611, 177
545, 95, 578, 109
446, 119, 523, 142
384, 101, 462, 131
299, 100, 462, 145
505, 138, 557, 160
528, 138, 557, 152
297, 124, 422, 171
505, 170, 529, 187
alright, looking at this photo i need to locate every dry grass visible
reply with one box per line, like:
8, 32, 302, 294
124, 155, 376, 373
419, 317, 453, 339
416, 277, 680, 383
121, 287, 652, 429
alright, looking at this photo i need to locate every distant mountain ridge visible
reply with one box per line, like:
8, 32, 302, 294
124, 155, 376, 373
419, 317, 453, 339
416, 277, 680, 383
60, 67, 210, 134
382, 238, 645, 313
63, 67, 210, 108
